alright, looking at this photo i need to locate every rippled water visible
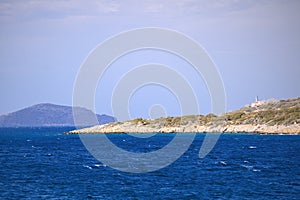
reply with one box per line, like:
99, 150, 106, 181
0, 127, 299, 199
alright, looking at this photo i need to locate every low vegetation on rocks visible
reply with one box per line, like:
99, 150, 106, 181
68, 97, 300, 134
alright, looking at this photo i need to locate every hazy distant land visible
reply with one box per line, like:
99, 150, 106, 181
69, 97, 300, 134
0, 103, 115, 127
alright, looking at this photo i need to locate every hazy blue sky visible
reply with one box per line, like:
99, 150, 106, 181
0, 0, 299, 118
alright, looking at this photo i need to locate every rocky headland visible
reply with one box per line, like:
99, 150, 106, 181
68, 97, 300, 134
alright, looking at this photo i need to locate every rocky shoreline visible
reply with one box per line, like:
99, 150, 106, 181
68, 122, 300, 135
67, 97, 300, 135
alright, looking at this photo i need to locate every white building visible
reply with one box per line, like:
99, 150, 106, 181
251, 96, 265, 107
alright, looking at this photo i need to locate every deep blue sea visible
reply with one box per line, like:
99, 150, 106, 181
0, 127, 299, 199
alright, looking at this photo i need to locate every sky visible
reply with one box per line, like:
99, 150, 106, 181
0, 0, 299, 119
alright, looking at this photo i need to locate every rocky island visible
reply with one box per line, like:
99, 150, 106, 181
69, 97, 300, 134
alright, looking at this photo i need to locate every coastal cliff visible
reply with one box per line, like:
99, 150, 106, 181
69, 97, 300, 134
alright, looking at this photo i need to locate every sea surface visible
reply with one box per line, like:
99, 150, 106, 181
0, 127, 299, 199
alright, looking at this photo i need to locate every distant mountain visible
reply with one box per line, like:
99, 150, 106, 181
0, 103, 116, 127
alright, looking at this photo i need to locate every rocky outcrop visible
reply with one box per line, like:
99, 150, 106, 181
68, 97, 300, 135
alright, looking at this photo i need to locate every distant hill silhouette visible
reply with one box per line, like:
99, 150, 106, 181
0, 103, 116, 127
